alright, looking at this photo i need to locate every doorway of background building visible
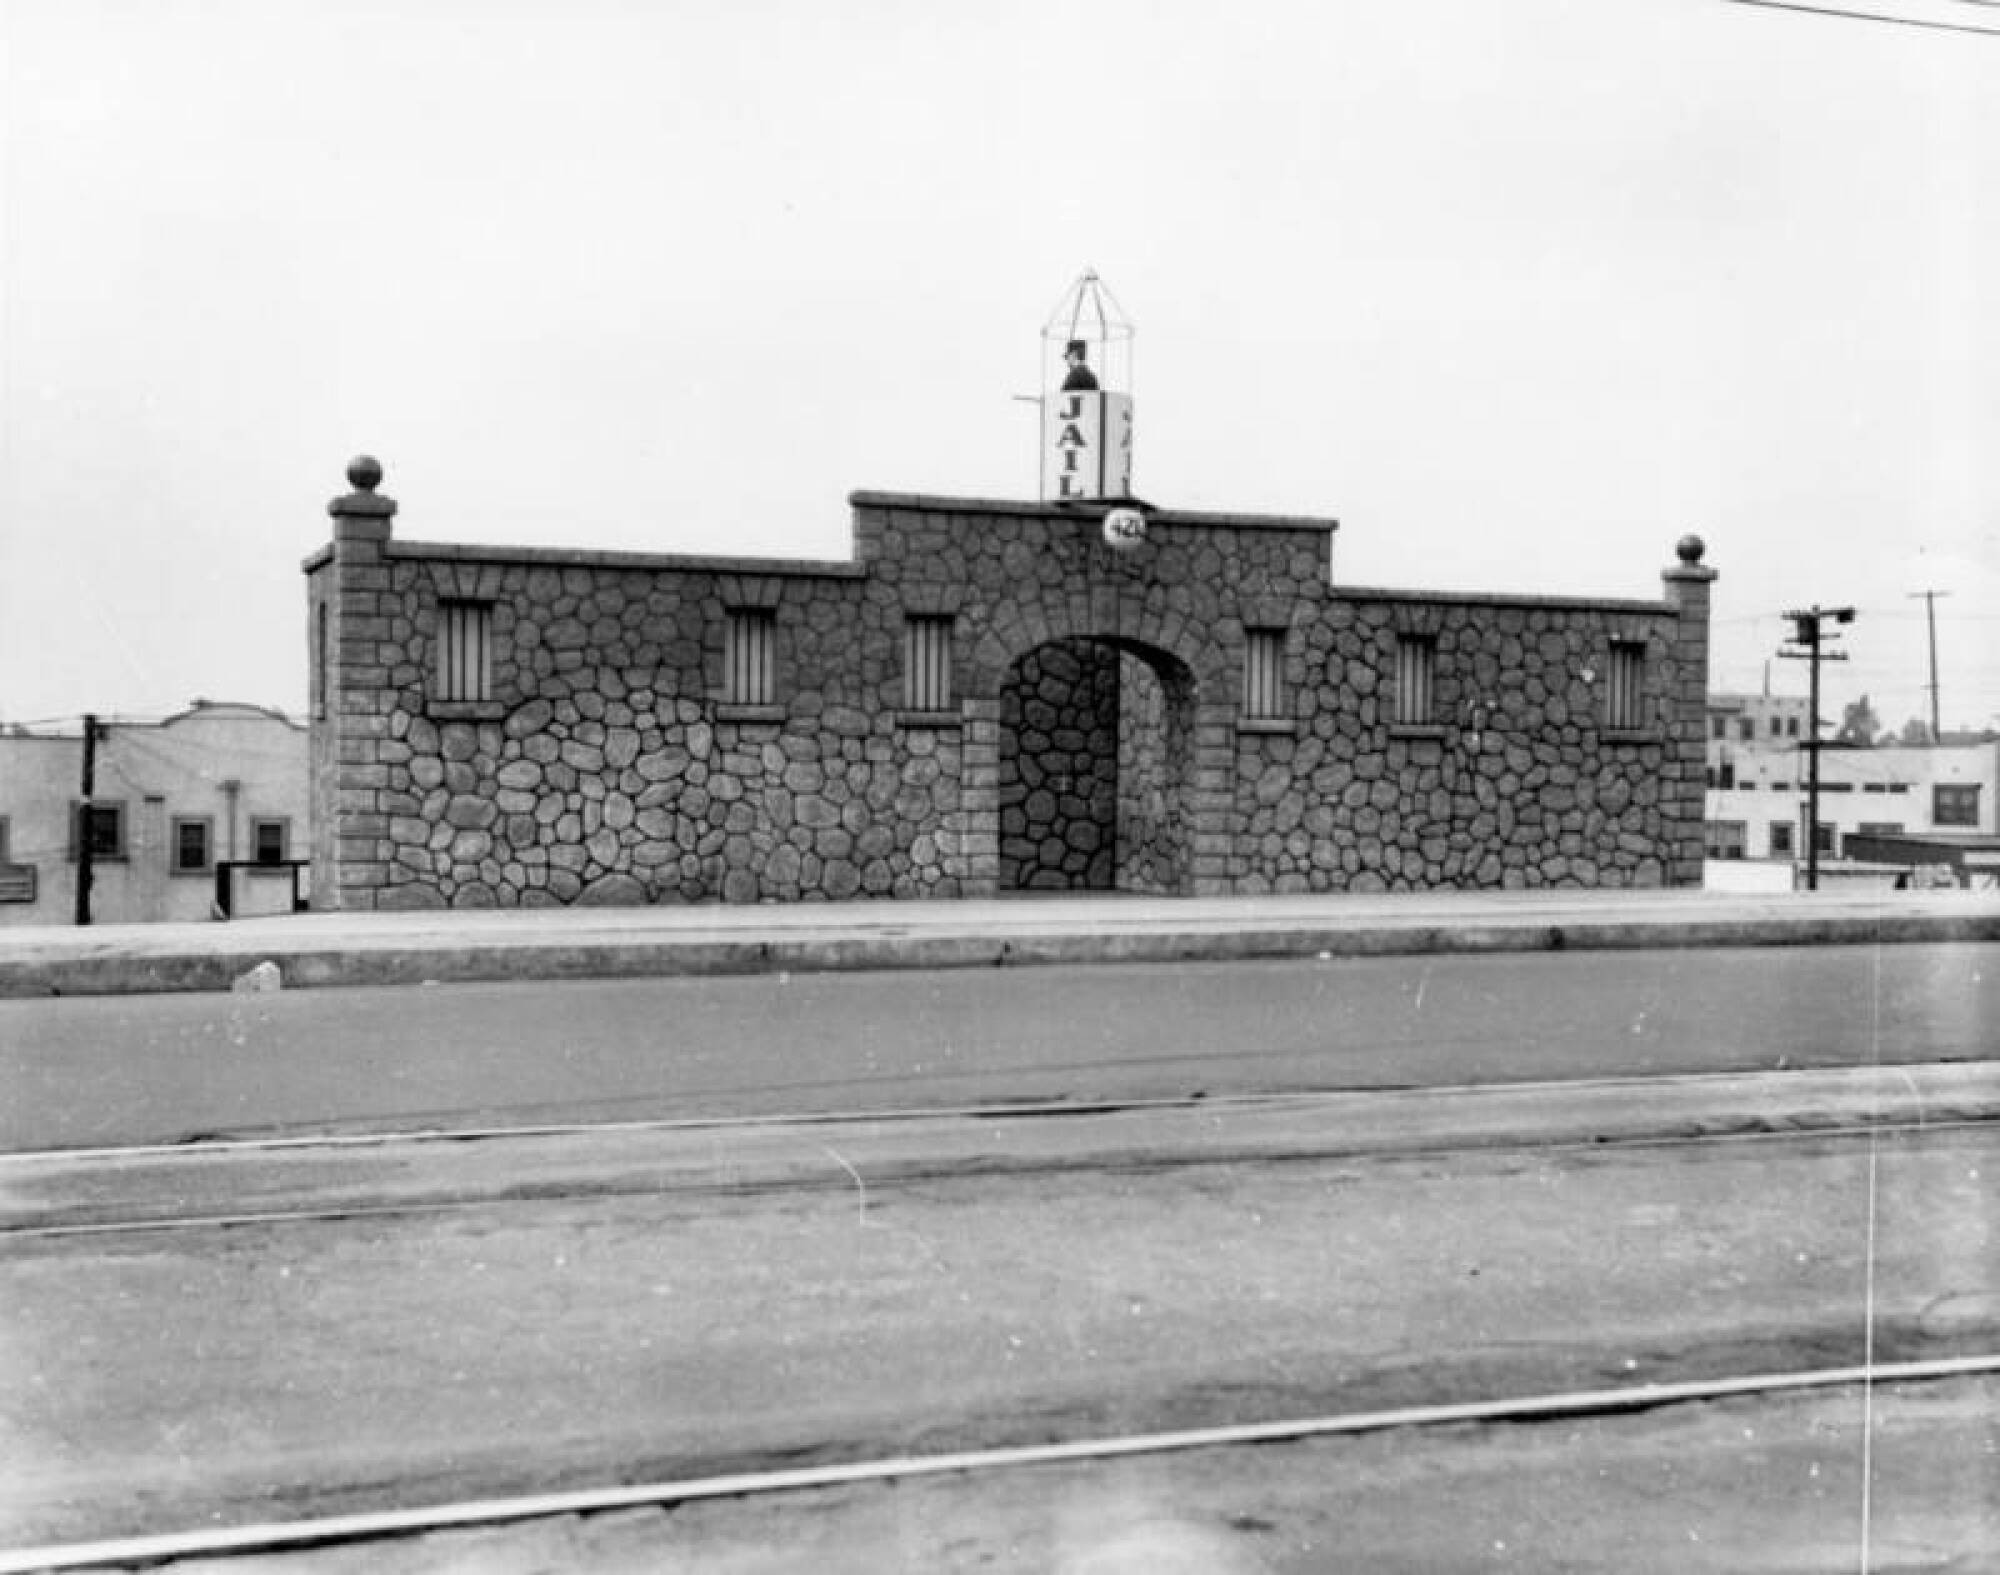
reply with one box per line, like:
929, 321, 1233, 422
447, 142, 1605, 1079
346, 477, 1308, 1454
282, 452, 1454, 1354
997, 636, 1194, 894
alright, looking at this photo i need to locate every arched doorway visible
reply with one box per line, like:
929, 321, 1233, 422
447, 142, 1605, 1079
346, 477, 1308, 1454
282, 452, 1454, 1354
998, 636, 1195, 894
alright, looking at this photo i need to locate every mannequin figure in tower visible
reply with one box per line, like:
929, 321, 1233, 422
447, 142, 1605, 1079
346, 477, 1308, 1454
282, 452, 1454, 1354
1061, 339, 1100, 392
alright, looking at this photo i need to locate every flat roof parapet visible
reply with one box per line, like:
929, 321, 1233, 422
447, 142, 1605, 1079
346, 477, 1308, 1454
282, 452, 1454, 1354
848, 491, 1339, 535
380, 541, 868, 578
1336, 584, 1675, 615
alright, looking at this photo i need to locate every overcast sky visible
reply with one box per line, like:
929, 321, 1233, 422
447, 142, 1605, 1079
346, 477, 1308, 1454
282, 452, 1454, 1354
2, 0, 1994, 735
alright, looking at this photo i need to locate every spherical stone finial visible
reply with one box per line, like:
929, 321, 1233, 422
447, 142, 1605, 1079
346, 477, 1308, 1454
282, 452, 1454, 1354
1676, 533, 1706, 565
346, 455, 384, 493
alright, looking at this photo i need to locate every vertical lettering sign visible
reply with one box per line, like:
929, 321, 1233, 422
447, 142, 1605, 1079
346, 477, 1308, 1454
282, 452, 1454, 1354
1041, 391, 1134, 501
1103, 392, 1132, 497
1043, 390, 1101, 500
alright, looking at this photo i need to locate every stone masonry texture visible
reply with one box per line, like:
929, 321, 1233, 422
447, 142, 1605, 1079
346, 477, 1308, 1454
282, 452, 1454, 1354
306, 478, 1715, 909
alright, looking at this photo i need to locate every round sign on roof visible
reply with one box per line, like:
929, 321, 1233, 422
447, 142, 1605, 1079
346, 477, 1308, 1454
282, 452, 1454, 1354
1102, 507, 1147, 551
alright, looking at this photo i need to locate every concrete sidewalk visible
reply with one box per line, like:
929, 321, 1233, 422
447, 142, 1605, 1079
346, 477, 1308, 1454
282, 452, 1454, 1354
2, 887, 1997, 999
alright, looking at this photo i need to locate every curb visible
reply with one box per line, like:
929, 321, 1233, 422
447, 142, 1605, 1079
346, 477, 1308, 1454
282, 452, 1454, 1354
4, 908, 1999, 998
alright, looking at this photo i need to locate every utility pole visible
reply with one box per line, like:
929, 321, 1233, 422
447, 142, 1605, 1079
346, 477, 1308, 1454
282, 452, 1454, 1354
1778, 608, 1854, 892
74, 714, 100, 926
1907, 588, 1949, 743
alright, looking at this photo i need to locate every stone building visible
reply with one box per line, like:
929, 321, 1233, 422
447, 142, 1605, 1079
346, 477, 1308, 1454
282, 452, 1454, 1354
304, 458, 1716, 911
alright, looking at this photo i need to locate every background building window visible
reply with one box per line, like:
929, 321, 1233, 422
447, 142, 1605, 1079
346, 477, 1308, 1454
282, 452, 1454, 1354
903, 616, 953, 712
1243, 628, 1286, 720
1934, 784, 1980, 826
172, 817, 213, 874
438, 600, 493, 703
1393, 635, 1435, 726
0, 817, 32, 903
1738, 718, 1754, 742
252, 818, 290, 865
71, 802, 126, 862
725, 608, 775, 706
1704, 820, 1747, 860
1604, 641, 1646, 729
1770, 822, 1795, 856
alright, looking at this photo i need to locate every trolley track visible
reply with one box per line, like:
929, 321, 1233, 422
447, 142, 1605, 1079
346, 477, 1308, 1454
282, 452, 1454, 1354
4, 1355, 1998, 1573
4, 1065, 1995, 1241
4, 1083, 1994, 1566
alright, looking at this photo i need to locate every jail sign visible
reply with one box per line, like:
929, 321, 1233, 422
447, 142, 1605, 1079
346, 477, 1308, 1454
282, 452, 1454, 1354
1041, 390, 1133, 502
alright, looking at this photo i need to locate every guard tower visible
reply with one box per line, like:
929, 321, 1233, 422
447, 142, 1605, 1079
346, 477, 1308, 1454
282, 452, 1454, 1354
1040, 270, 1134, 503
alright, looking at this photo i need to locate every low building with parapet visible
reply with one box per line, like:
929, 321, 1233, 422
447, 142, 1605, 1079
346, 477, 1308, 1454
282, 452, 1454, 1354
303, 470, 1715, 910
305, 274, 1714, 910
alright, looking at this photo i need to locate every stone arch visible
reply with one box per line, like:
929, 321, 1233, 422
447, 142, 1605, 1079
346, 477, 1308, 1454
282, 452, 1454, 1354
964, 600, 1223, 700
995, 633, 1198, 894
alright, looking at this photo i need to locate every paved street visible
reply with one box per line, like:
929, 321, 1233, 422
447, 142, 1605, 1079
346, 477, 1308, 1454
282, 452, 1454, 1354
1, 942, 1993, 1151
2, 934, 1995, 1569
3, 1088, 1995, 1551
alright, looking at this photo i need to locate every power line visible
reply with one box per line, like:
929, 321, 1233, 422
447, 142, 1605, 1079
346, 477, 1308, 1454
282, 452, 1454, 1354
1722, 0, 2000, 35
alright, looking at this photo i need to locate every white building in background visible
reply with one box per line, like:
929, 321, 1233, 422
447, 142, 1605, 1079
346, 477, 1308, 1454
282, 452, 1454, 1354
1706, 690, 1811, 753
0, 701, 309, 926
1703, 718, 1998, 887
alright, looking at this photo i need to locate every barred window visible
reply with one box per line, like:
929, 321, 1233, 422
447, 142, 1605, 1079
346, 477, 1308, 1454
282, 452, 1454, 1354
903, 616, 953, 712
1394, 635, 1435, 726
1243, 629, 1287, 720
726, 608, 776, 706
438, 600, 493, 703
1605, 641, 1646, 729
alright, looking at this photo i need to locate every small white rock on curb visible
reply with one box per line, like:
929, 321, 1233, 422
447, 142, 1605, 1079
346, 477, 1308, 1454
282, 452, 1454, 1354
230, 960, 283, 994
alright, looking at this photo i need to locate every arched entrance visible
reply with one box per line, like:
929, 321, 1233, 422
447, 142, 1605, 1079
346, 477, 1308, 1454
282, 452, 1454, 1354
998, 636, 1195, 894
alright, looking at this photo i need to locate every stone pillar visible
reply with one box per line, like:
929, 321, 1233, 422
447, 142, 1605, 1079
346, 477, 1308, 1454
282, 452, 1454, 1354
1661, 536, 1718, 889
957, 696, 1002, 895
317, 457, 398, 910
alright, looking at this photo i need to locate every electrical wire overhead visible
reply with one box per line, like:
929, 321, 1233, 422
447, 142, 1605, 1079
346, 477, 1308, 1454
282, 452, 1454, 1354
1722, 0, 2000, 34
